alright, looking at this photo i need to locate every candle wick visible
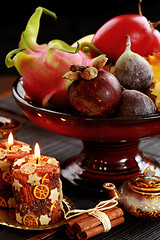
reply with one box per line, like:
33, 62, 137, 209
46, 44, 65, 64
9, 145, 12, 151
36, 158, 39, 164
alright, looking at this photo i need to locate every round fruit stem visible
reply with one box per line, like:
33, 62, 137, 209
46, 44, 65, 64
138, 0, 142, 16
125, 35, 131, 52
138, 0, 160, 29
80, 42, 102, 55
152, 21, 160, 28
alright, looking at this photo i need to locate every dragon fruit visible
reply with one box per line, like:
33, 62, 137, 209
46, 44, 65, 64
5, 7, 91, 110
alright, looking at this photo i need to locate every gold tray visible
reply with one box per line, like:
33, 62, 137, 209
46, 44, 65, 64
0, 196, 74, 230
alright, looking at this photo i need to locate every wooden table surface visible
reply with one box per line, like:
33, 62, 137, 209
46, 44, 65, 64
0, 75, 160, 240
0, 75, 17, 96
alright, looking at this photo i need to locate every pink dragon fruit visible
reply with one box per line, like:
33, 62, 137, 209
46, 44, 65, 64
5, 7, 91, 110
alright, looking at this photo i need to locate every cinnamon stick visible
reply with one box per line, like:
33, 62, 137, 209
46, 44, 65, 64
66, 227, 75, 240
65, 202, 115, 229
77, 216, 125, 240
65, 199, 124, 240
66, 206, 124, 240
74, 206, 123, 233
66, 213, 89, 229
66, 213, 89, 239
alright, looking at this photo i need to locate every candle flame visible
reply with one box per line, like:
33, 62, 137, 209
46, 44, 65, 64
34, 143, 40, 158
8, 133, 14, 146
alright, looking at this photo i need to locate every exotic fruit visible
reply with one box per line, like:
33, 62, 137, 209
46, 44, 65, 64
114, 35, 154, 91
5, 7, 91, 110
91, 1, 160, 63
117, 90, 157, 117
64, 56, 122, 117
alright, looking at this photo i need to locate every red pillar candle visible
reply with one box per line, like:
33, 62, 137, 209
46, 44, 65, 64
0, 133, 32, 208
12, 143, 64, 227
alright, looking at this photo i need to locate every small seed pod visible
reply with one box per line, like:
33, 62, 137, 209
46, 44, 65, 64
63, 71, 81, 81
80, 67, 98, 80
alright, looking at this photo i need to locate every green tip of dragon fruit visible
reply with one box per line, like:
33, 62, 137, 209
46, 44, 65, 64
5, 6, 102, 110
19, 7, 57, 51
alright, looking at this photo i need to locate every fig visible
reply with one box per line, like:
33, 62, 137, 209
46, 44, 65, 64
117, 89, 157, 117
66, 67, 122, 117
114, 35, 154, 91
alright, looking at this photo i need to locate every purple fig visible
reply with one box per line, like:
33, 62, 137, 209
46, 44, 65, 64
114, 35, 154, 91
117, 89, 157, 117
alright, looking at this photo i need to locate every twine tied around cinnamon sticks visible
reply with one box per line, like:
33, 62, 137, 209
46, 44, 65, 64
65, 197, 123, 239
65, 197, 118, 232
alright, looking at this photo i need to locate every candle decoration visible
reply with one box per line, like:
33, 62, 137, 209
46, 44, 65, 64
12, 143, 64, 226
0, 133, 32, 208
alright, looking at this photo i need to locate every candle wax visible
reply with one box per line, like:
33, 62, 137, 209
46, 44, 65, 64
0, 139, 32, 208
12, 154, 64, 226
0, 139, 32, 163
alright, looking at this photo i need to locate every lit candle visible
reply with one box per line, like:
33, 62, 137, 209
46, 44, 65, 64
8, 133, 13, 150
0, 134, 32, 208
0, 133, 32, 163
34, 143, 40, 164
12, 144, 64, 227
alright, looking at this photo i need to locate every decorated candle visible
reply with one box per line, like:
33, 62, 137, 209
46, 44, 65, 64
12, 143, 64, 226
0, 133, 32, 164
0, 133, 32, 208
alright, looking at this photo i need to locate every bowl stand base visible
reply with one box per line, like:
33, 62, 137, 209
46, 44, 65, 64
61, 140, 160, 192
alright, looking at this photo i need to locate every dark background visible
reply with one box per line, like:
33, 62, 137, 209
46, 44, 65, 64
1, 1, 160, 75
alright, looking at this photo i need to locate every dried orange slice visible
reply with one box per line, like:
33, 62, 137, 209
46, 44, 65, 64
0, 197, 7, 207
23, 214, 38, 227
50, 201, 58, 211
2, 170, 13, 184
42, 173, 50, 184
33, 184, 49, 199
20, 163, 36, 175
